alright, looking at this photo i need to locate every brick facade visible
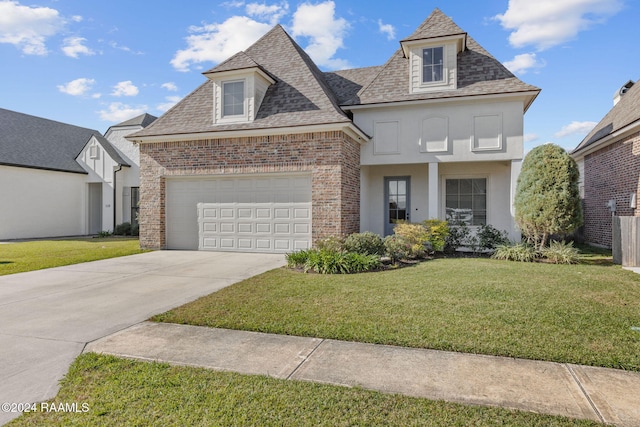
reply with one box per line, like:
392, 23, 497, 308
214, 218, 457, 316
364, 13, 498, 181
583, 131, 640, 248
139, 131, 360, 249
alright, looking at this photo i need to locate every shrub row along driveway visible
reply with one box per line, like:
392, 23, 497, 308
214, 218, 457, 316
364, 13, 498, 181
0, 251, 285, 425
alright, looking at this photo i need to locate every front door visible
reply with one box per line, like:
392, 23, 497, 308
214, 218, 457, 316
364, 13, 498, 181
384, 177, 410, 236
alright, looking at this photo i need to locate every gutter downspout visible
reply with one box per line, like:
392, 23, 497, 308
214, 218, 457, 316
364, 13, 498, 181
113, 164, 123, 232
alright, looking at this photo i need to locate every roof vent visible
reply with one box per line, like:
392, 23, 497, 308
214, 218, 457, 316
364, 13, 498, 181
613, 80, 635, 105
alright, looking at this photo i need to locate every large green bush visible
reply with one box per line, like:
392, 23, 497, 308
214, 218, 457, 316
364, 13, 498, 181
514, 144, 582, 250
343, 232, 385, 256
383, 235, 412, 263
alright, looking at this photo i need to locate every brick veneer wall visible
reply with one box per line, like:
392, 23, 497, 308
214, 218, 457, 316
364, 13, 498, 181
583, 131, 640, 248
139, 131, 360, 249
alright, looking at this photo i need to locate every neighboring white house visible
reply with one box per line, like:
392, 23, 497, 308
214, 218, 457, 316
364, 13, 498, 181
0, 108, 155, 240
129, 8, 540, 252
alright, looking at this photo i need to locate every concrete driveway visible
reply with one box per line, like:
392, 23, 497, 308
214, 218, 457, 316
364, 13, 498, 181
0, 251, 285, 425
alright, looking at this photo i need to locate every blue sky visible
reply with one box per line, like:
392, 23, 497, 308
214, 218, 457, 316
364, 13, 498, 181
0, 0, 636, 151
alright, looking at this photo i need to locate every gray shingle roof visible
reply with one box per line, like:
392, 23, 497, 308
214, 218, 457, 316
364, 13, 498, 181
572, 81, 640, 154
324, 66, 383, 104
111, 113, 157, 128
350, 11, 539, 106
132, 25, 350, 138
205, 51, 261, 73
92, 134, 130, 167
401, 8, 466, 42
131, 10, 539, 140
0, 108, 99, 173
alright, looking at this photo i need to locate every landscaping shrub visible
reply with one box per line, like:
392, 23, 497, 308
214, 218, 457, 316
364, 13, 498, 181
343, 232, 385, 256
131, 223, 140, 236
477, 224, 510, 250
422, 219, 449, 252
393, 222, 429, 258
542, 241, 579, 264
341, 252, 382, 273
114, 222, 132, 236
97, 230, 112, 238
444, 221, 471, 253
286, 249, 311, 269
314, 236, 344, 252
383, 235, 412, 263
491, 243, 538, 262
286, 248, 380, 274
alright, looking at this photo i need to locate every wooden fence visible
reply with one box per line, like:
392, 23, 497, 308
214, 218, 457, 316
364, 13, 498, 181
613, 216, 640, 266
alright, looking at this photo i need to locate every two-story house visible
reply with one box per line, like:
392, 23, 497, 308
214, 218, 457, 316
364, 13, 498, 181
129, 8, 540, 252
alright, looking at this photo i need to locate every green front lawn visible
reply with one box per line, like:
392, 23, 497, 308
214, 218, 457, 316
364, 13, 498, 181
9, 353, 599, 427
154, 252, 640, 371
0, 238, 147, 276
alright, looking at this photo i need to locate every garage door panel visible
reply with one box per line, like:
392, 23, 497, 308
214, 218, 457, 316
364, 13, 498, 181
168, 175, 311, 253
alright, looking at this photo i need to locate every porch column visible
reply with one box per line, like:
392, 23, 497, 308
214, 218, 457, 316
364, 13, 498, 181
428, 162, 439, 219
510, 159, 522, 240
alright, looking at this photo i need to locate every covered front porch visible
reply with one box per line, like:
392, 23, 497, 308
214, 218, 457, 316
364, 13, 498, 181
359, 161, 522, 240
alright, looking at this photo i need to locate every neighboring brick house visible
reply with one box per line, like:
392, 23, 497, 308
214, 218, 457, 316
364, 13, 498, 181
129, 9, 540, 252
572, 80, 640, 248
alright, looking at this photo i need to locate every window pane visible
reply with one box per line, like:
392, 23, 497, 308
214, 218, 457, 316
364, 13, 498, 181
389, 196, 397, 209
389, 180, 398, 196
460, 179, 472, 194
223, 81, 244, 116
423, 48, 432, 64
398, 180, 406, 195
446, 179, 458, 193
397, 196, 406, 210
397, 209, 406, 221
433, 47, 443, 64
445, 195, 458, 209
433, 64, 443, 82
473, 179, 486, 194
459, 195, 472, 210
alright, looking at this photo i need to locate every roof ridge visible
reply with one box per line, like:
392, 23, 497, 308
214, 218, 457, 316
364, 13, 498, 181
400, 8, 466, 42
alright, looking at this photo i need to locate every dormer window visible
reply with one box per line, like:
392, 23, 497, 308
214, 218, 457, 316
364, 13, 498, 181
222, 80, 245, 117
422, 47, 443, 83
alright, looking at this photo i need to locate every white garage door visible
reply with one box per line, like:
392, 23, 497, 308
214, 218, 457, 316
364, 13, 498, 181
166, 174, 311, 253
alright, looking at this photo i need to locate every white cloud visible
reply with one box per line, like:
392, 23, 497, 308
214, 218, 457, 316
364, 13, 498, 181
0, 0, 65, 55
495, 0, 623, 50
378, 19, 395, 40
523, 133, 539, 143
161, 82, 178, 91
71, 15, 83, 23
503, 52, 545, 74
291, 1, 350, 70
57, 77, 95, 96
61, 36, 94, 58
156, 95, 182, 113
171, 16, 272, 72
554, 121, 598, 138
111, 80, 139, 97
246, 2, 289, 25
99, 102, 148, 122
108, 41, 143, 55
222, 0, 245, 8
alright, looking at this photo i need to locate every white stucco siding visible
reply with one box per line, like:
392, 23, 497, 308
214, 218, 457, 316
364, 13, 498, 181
76, 137, 118, 232
360, 161, 518, 240
355, 99, 525, 165
0, 165, 86, 240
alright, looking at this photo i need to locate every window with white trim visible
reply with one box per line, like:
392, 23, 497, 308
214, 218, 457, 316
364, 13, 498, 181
422, 47, 444, 83
445, 178, 486, 226
222, 81, 245, 117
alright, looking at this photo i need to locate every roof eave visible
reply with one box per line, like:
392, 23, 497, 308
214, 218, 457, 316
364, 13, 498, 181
342, 90, 541, 110
571, 118, 640, 159
127, 122, 370, 144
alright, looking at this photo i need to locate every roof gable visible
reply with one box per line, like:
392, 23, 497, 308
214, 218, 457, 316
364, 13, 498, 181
0, 108, 101, 174
131, 25, 350, 139
573, 81, 640, 154
401, 8, 466, 43
351, 11, 539, 107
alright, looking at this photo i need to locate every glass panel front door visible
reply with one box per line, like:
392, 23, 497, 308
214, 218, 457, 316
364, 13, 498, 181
384, 177, 410, 235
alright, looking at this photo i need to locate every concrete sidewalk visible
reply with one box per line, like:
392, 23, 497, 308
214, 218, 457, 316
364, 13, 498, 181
86, 322, 640, 427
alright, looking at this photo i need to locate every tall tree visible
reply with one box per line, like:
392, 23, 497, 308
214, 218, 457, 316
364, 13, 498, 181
514, 144, 583, 250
